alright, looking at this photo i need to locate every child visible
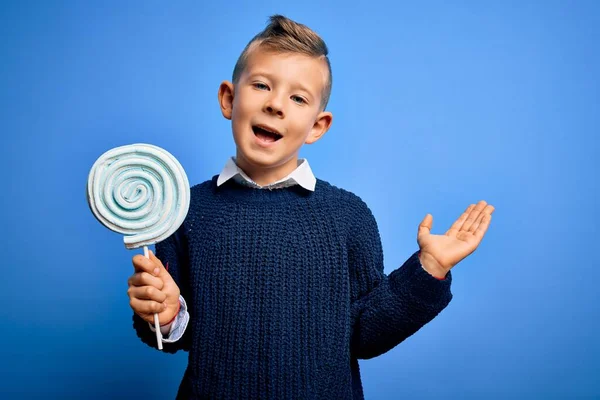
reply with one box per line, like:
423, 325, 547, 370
128, 15, 494, 399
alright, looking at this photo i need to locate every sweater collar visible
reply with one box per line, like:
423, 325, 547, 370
216, 157, 316, 192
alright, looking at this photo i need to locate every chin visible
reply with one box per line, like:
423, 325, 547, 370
239, 149, 282, 169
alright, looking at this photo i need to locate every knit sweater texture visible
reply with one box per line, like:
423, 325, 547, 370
133, 176, 453, 399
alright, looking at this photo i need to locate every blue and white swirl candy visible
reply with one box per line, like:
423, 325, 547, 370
87, 144, 190, 249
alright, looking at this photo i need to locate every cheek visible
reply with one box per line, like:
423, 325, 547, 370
293, 114, 316, 138
230, 102, 247, 136
231, 109, 250, 131
234, 89, 259, 112
231, 98, 242, 119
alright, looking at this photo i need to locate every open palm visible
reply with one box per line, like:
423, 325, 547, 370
417, 201, 495, 274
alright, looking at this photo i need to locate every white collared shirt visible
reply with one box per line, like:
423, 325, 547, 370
216, 157, 316, 191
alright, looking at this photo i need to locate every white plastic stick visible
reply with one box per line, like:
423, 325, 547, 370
145, 245, 163, 350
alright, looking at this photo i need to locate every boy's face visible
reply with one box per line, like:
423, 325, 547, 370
218, 48, 333, 184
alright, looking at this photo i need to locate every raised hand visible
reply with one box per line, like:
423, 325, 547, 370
417, 201, 495, 278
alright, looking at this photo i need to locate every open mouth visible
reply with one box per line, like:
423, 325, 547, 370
252, 125, 283, 142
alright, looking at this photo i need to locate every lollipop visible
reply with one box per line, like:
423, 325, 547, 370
86, 143, 190, 350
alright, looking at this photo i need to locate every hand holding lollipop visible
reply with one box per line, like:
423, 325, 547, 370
87, 144, 190, 350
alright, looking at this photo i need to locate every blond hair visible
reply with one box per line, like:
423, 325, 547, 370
232, 15, 332, 109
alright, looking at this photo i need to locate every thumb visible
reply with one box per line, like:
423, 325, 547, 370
148, 250, 173, 281
417, 213, 433, 241
148, 250, 180, 315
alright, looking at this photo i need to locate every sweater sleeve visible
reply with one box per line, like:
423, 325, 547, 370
132, 224, 193, 353
348, 200, 453, 360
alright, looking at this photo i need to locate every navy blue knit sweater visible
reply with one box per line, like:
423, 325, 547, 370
133, 176, 453, 399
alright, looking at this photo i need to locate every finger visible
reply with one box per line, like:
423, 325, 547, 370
474, 213, 492, 240
481, 204, 495, 215
468, 212, 486, 233
417, 214, 433, 241
129, 297, 168, 315
461, 200, 488, 232
128, 285, 167, 303
468, 204, 495, 233
128, 271, 164, 290
446, 204, 475, 236
132, 254, 160, 276
136, 313, 156, 324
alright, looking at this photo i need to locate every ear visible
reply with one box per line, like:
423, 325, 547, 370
218, 81, 235, 120
305, 111, 333, 145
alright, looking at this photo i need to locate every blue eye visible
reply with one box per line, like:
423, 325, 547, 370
291, 96, 306, 104
253, 82, 269, 90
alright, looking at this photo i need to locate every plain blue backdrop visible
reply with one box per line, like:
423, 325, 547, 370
1, 1, 598, 399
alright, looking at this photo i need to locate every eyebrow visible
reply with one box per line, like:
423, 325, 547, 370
247, 71, 316, 100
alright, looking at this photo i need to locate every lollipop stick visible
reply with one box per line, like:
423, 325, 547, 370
144, 245, 164, 350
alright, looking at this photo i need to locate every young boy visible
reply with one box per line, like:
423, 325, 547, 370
128, 15, 494, 399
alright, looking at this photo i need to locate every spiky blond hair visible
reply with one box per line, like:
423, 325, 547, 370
232, 15, 332, 109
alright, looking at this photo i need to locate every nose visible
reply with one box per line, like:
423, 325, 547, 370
263, 93, 285, 118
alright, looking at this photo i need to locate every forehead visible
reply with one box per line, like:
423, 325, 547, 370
242, 48, 328, 94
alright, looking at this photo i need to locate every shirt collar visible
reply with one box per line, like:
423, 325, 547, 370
216, 157, 316, 191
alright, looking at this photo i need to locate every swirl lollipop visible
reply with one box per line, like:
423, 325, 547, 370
86, 143, 190, 350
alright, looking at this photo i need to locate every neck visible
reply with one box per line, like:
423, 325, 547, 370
235, 152, 299, 186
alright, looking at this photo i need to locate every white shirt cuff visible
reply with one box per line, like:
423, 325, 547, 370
148, 295, 190, 343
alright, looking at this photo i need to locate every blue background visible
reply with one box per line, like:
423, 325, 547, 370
2, 1, 598, 399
